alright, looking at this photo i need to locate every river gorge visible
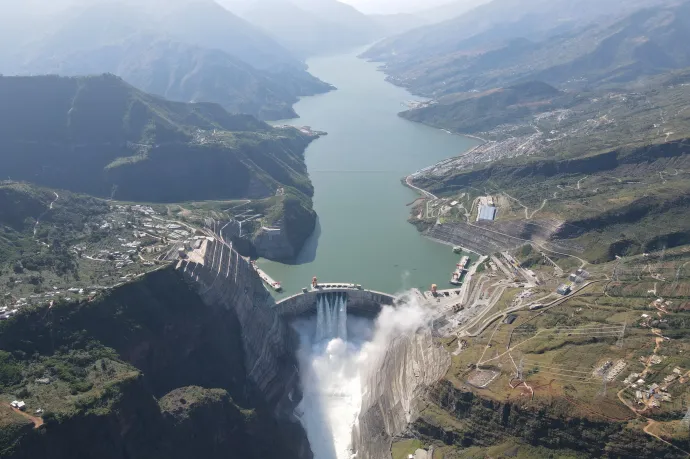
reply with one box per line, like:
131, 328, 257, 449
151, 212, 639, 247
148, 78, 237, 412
260, 49, 479, 297
256, 49, 478, 459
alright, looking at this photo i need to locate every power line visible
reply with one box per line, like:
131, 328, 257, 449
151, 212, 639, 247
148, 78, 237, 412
682, 406, 690, 429
597, 373, 608, 398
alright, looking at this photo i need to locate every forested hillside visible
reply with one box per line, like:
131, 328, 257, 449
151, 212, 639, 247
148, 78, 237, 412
0, 74, 316, 203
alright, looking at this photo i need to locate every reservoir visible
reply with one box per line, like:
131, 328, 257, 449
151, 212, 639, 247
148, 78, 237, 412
260, 49, 479, 297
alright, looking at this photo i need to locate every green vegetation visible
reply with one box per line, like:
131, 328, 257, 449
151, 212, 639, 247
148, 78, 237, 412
0, 267, 307, 459
422, 247, 690, 458
0, 75, 321, 258
402, 81, 562, 134
370, 0, 690, 271
0, 74, 317, 203
441, 440, 588, 459
392, 439, 424, 459
409, 69, 690, 264
0, 182, 110, 281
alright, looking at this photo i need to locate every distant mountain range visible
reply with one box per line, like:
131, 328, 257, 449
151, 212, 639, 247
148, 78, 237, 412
364, 0, 689, 96
217, 0, 487, 57
219, 0, 381, 57
0, 0, 333, 120
0, 74, 316, 203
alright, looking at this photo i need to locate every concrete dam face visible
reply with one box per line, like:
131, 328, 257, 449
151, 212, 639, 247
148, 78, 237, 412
274, 287, 396, 320
179, 239, 449, 459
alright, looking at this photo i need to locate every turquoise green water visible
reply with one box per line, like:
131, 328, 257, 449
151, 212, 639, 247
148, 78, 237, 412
260, 50, 480, 297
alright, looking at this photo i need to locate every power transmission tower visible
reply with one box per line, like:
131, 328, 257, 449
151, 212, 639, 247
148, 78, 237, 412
682, 406, 690, 429
616, 321, 626, 348
597, 374, 608, 398
613, 260, 620, 282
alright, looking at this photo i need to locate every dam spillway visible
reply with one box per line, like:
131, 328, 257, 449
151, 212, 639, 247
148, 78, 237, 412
292, 294, 375, 459
315, 292, 348, 342
275, 286, 396, 319
178, 237, 449, 459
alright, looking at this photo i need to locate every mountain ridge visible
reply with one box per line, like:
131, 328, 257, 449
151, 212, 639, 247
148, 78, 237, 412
0, 74, 315, 202
1, 0, 332, 120
364, 0, 687, 96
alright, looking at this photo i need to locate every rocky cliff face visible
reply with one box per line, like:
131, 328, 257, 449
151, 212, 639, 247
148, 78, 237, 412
178, 238, 302, 415
409, 380, 689, 458
253, 222, 298, 260
352, 329, 451, 459
0, 241, 311, 458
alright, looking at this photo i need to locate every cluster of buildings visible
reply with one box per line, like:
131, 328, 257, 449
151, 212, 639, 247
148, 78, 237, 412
556, 268, 589, 295
624, 364, 686, 409
639, 298, 674, 327
81, 205, 200, 269
10, 399, 43, 416
2, 285, 93, 317
634, 382, 673, 408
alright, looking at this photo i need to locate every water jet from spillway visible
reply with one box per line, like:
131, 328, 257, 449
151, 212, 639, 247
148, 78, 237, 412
292, 293, 433, 459
316, 292, 348, 342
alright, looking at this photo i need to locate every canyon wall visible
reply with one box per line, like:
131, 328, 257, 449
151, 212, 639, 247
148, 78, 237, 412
178, 238, 302, 416
352, 328, 451, 459
0, 239, 311, 459
409, 380, 690, 458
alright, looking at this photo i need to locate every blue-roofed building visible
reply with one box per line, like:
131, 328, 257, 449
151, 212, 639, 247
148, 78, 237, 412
477, 205, 497, 221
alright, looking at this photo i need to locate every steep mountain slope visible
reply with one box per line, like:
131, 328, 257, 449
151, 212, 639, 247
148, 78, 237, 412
368, 13, 429, 36
23, 0, 299, 70
153, 0, 300, 69
0, 0, 332, 120
221, 0, 379, 57
405, 69, 690, 263
0, 265, 311, 459
401, 81, 562, 133
0, 74, 316, 203
416, 0, 492, 24
364, 0, 684, 96
38, 35, 333, 120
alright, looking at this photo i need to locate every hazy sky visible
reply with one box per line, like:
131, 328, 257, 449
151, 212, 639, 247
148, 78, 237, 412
3, 0, 465, 16
339, 0, 455, 14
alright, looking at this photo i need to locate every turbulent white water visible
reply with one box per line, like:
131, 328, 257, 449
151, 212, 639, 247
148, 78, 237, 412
293, 293, 430, 459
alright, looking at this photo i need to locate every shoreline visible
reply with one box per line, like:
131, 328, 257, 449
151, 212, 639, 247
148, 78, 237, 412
402, 128, 487, 201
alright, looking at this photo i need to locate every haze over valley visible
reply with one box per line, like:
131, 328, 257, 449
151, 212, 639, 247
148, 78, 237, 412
1, 1, 690, 459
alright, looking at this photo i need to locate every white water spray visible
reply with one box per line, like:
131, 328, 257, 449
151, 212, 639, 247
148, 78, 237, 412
293, 293, 430, 459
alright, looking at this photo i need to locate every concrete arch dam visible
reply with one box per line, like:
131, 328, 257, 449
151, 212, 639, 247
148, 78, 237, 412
175, 237, 449, 459
274, 286, 397, 319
